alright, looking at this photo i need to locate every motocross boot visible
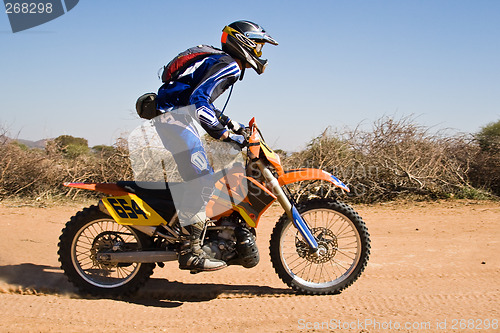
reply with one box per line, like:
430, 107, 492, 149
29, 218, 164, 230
178, 221, 227, 272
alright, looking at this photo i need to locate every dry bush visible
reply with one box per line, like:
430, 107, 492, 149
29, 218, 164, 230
1, 117, 497, 203
283, 116, 492, 203
0, 132, 132, 201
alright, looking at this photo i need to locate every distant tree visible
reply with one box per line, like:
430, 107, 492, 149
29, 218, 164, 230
470, 120, 500, 195
65, 144, 90, 159
475, 120, 500, 152
54, 135, 88, 148
52, 135, 89, 158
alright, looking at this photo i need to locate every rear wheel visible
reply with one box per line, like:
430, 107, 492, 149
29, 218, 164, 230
58, 206, 155, 297
270, 199, 370, 294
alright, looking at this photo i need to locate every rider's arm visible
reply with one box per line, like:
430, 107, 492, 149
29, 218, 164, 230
189, 56, 240, 139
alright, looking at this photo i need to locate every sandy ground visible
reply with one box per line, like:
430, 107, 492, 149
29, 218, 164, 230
0, 199, 498, 332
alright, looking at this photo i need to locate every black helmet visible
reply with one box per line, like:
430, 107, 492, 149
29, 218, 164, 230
221, 20, 278, 75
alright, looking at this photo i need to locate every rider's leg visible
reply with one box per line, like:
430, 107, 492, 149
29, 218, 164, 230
154, 111, 226, 271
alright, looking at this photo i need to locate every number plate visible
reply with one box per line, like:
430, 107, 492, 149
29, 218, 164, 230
102, 194, 167, 226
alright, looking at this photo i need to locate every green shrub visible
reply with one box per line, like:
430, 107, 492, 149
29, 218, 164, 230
476, 120, 500, 152
50, 135, 90, 159
469, 120, 500, 195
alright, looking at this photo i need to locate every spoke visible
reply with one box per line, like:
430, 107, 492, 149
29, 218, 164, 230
77, 242, 92, 250
329, 259, 341, 278
337, 245, 358, 251
336, 235, 356, 241
80, 233, 95, 244
89, 223, 101, 238
323, 262, 335, 282
284, 254, 303, 266
319, 263, 331, 283
335, 251, 356, 262
296, 259, 312, 278
78, 259, 94, 267
336, 223, 355, 237
303, 260, 313, 282
283, 252, 299, 261
116, 267, 125, 279
313, 262, 322, 283
75, 248, 87, 256
290, 259, 309, 273
332, 257, 351, 271
340, 238, 358, 246
326, 215, 340, 232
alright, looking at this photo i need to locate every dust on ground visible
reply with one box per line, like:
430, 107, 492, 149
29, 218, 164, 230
0, 200, 498, 332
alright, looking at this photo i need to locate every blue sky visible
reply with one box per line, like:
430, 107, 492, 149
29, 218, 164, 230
1, 0, 499, 151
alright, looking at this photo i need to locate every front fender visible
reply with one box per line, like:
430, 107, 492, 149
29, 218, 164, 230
277, 168, 350, 192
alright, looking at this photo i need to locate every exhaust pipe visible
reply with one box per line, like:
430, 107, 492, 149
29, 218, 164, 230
96, 251, 177, 263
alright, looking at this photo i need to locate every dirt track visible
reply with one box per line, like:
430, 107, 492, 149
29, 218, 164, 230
0, 200, 498, 332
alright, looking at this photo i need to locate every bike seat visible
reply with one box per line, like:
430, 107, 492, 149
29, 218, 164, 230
116, 181, 177, 200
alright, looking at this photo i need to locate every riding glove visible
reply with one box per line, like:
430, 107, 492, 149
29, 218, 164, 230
224, 133, 247, 149
227, 119, 245, 134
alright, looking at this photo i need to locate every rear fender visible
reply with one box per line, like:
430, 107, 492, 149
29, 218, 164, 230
63, 182, 130, 196
277, 168, 350, 192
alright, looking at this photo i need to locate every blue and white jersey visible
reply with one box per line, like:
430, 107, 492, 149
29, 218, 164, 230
157, 47, 240, 139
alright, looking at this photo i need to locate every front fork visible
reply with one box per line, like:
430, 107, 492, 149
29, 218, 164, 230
255, 161, 320, 257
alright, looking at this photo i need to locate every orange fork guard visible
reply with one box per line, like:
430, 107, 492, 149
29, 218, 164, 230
277, 168, 350, 192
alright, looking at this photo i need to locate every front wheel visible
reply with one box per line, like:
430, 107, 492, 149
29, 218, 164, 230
270, 199, 370, 295
58, 205, 155, 297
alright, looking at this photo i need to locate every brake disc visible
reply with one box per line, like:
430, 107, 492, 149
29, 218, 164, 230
295, 227, 338, 264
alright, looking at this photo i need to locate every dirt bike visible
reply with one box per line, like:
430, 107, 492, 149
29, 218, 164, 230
58, 118, 370, 296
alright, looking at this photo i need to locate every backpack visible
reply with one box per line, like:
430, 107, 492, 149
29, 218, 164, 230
160, 45, 226, 83
136, 46, 225, 120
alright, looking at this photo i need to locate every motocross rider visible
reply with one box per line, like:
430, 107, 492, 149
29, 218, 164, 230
155, 20, 278, 272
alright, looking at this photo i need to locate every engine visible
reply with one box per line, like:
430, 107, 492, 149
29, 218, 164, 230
202, 218, 259, 268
